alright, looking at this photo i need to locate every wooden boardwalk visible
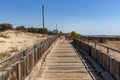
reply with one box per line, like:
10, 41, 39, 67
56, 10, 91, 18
35, 39, 102, 80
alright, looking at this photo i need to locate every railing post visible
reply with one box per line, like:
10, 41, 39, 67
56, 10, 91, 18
0, 35, 59, 80
107, 48, 109, 53
95, 43, 96, 47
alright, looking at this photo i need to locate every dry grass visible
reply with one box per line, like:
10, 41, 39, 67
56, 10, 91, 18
9, 47, 18, 53
0, 52, 10, 60
0, 34, 9, 38
105, 41, 120, 50
0, 40, 6, 43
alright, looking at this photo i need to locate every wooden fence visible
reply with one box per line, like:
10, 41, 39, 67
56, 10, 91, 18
83, 36, 120, 42
0, 35, 59, 80
73, 38, 120, 80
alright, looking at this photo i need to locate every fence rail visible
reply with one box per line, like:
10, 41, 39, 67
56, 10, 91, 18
0, 35, 59, 80
81, 38, 120, 54
73, 38, 120, 80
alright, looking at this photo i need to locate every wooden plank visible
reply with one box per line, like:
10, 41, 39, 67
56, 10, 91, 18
35, 40, 102, 80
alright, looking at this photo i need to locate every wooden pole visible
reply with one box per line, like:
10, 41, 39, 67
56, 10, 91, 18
56, 24, 58, 34
42, 5, 45, 37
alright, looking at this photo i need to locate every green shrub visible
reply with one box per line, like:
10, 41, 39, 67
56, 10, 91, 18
70, 31, 81, 38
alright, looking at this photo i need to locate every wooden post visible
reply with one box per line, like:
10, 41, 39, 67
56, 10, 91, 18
107, 48, 109, 53
42, 5, 45, 37
115, 60, 120, 80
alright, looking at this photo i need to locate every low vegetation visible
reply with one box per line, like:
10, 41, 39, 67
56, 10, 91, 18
0, 23, 62, 35
0, 52, 10, 60
70, 31, 81, 38
0, 34, 9, 38
0, 23, 13, 31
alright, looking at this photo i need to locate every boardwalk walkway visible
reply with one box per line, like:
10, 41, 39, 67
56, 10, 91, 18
35, 39, 102, 80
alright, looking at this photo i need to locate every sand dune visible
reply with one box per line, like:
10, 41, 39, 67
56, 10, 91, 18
0, 30, 47, 60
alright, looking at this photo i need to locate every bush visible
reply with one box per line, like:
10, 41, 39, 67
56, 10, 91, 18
0, 23, 13, 31
16, 26, 27, 32
70, 31, 81, 39
27, 27, 48, 34
0, 23, 51, 35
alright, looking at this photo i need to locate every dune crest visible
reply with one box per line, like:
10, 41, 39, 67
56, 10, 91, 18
0, 30, 47, 59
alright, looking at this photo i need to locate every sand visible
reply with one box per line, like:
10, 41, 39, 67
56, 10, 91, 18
105, 41, 120, 50
0, 30, 47, 60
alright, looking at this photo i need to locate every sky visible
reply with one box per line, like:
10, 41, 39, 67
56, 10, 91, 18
0, 0, 120, 35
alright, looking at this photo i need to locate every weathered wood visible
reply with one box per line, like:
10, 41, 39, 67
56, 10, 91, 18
35, 40, 102, 80
110, 57, 114, 77
99, 51, 103, 66
0, 71, 9, 80
101, 71, 115, 80
0, 35, 59, 80
25, 37, 57, 80
106, 54, 110, 72
10, 62, 18, 80
73, 38, 117, 80
115, 59, 120, 80
103, 53, 107, 70
18, 60, 22, 80
91, 47, 97, 60
26, 55, 30, 75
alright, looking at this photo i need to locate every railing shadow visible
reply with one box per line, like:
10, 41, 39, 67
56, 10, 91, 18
70, 41, 103, 80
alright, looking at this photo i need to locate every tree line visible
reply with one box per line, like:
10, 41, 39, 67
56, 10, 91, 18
0, 23, 61, 35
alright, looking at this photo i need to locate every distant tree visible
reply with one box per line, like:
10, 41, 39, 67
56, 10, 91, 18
60, 31, 63, 34
0, 23, 51, 35
0, 23, 13, 31
43, 28, 48, 34
37, 28, 43, 33
16, 26, 27, 32
77, 33, 81, 39
27, 27, 33, 33
47, 30, 53, 35
30, 27, 36, 33
70, 31, 81, 38
27, 27, 48, 34
37, 28, 48, 34
71, 31, 77, 38
53, 29, 58, 34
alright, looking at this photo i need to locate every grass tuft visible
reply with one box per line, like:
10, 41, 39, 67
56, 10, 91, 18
0, 34, 9, 38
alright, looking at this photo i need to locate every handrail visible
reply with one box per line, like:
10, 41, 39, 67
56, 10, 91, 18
0, 42, 39, 65
73, 38, 120, 80
0, 35, 58, 69
0, 35, 59, 80
76, 38, 120, 54
96, 42, 120, 53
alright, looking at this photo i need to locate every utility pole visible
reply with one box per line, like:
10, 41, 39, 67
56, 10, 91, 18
56, 24, 57, 34
42, 4, 45, 37
56, 24, 58, 34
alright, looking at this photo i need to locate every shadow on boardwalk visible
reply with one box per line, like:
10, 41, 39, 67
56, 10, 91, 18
71, 41, 103, 80
35, 40, 103, 80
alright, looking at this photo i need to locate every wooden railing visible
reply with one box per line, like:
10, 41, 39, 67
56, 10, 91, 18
82, 38, 120, 54
0, 35, 59, 80
73, 38, 120, 80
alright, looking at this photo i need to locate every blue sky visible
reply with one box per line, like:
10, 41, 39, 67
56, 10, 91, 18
0, 0, 120, 35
